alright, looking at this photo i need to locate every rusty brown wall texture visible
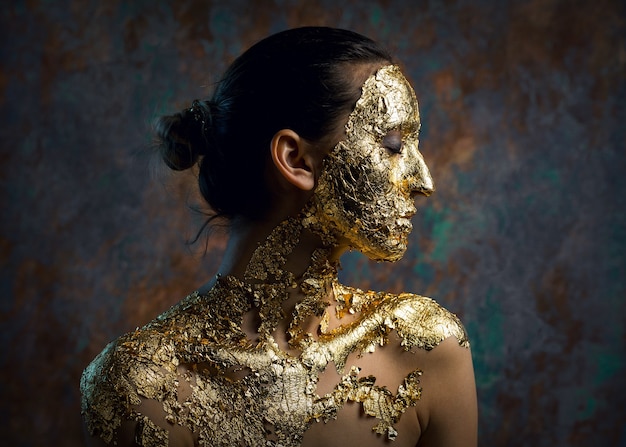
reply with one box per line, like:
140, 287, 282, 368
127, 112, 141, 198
1, 0, 625, 445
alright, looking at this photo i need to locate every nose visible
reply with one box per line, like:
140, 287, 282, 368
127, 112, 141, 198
407, 149, 435, 196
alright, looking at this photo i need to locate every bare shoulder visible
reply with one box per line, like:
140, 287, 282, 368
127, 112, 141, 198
80, 327, 181, 446
338, 283, 470, 352
80, 293, 204, 446
379, 293, 477, 447
385, 291, 470, 351
328, 285, 476, 446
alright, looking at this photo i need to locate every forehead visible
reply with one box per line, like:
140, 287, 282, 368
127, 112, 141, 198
346, 65, 419, 135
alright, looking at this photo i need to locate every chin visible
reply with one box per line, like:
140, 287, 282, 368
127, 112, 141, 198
358, 240, 409, 263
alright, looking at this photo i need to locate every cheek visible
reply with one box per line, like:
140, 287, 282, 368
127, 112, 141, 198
335, 149, 391, 212
312, 139, 408, 236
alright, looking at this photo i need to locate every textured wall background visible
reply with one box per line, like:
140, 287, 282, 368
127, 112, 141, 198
1, 0, 624, 446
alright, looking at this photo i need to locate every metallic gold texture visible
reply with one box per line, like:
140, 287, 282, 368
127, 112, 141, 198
81, 66, 468, 446
304, 65, 434, 262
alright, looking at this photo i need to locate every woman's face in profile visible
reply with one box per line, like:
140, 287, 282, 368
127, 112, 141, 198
309, 65, 434, 261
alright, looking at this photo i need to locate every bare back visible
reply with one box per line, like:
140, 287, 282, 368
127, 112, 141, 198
81, 277, 474, 447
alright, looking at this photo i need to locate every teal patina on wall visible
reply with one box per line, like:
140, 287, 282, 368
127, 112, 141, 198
467, 287, 505, 389
1, 0, 624, 446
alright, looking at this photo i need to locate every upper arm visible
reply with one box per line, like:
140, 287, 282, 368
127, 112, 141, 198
82, 397, 196, 447
83, 419, 137, 447
81, 345, 196, 447
416, 337, 477, 447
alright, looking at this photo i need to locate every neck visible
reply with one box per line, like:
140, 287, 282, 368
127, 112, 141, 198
216, 215, 345, 286
205, 214, 347, 346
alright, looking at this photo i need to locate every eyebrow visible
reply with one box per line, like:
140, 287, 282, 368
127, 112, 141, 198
389, 120, 419, 135
379, 115, 420, 135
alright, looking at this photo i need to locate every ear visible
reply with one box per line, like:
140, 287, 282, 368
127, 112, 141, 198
270, 129, 317, 191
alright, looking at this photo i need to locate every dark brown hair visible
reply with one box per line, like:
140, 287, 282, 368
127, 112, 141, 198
154, 27, 392, 222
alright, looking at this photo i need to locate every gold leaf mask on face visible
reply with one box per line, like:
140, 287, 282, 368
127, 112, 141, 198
306, 65, 435, 261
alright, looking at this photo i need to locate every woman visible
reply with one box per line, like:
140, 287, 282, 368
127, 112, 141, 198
81, 27, 477, 447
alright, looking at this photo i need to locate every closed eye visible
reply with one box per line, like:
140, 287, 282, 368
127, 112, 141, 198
382, 130, 403, 154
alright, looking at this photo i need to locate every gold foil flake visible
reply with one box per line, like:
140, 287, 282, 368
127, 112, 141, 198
392, 293, 470, 350
303, 65, 434, 262
81, 256, 467, 445
287, 247, 335, 348
81, 66, 468, 446
135, 415, 168, 446
244, 217, 301, 284
312, 366, 422, 441
80, 344, 124, 444
319, 308, 330, 334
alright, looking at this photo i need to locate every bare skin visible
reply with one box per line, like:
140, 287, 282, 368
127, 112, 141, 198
86, 293, 476, 447
83, 63, 477, 447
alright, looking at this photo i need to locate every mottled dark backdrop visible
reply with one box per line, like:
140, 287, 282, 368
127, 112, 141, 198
1, 0, 624, 445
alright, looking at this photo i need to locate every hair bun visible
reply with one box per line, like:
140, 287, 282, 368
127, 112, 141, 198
154, 100, 214, 171
153, 27, 391, 222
